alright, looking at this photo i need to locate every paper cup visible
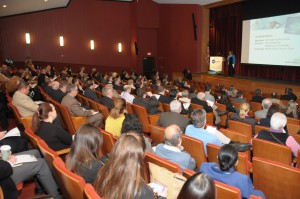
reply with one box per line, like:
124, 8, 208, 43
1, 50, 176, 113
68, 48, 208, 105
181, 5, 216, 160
0, 145, 11, 161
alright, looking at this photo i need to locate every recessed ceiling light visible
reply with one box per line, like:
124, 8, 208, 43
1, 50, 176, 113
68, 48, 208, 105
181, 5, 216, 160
44, 0, 48, 2
3, 5, 7, 8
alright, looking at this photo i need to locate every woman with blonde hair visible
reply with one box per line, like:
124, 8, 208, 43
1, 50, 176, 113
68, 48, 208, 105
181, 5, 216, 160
229, 102, 258, 135
285, 100, 299, 119
94, 132, 155, 199
105, 98, 126, 136
66, 124, 105, 184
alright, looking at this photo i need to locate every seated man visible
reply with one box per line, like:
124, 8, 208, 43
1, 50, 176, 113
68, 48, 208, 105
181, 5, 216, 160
84, 78, 101, 103
51, 80, 68, 103
186, 109, 251, 155
100, 85, 115, 111
191, 92, 213, 113
0, 149, 62, 199
158, 88, 177, 104
251, 88, 265, 103
62, 84, 103, 127
121, 85, 135, 104
231, 91, 246, 103
133, 88, 160, 115
280, 88, 297, 101
12, 80, 39, 117
157, 100, 190, 133
154, 124, 196, 171
255, 98, 272, 119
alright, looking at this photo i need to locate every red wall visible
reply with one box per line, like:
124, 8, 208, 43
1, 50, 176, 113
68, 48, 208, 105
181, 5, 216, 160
0, 0, 205, 75
158, 4, 204, 77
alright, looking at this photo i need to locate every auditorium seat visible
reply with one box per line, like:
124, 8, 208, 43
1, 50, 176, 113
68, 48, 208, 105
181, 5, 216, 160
287, 123, 300, 136
24, 128, 41, 149
254, 125, 269, 135
100, 129, 115, 154
52, 157, 86, 199
220, 128, 249, 143
252, 138, 292, 165
228, 120, 253, 142
148, 114, 160, 125
149, 124, 165, 145
131, 104, 152, 133
181, 134, 207, 169
250, 101, 263, 113
84, 184, 102, 199
162, 103, 170, 112
252, 157, 300, 199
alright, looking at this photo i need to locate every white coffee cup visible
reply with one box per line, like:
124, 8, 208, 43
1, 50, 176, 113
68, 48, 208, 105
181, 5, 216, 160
0, 145, 11, 161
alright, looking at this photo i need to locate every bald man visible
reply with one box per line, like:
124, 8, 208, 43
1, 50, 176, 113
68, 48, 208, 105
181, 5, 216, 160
153, 124, 196, 172
255, 98, 272, 118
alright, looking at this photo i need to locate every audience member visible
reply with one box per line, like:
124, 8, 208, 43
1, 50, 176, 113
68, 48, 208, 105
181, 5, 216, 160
113, 76, 123, 91
154, 124, 196, 171
229, 102, 257, 135
121, 85, 135, 104
177, 173, 215, 199
62, 84, 103, 127
191, 92, 213, 113
133, 88, 160, 115
285, 100, 299, 119
50, 80, 68, 103
259, 105, 280, 127
280, 88, 297, 101
156, 100, 190, 132
105, 98, 126, 136
94, 132, 155, 199
178, 90, 191, 104
32, 103, 72, 151
84, 78, 101, 103
227, 85, 238, 98
217, 92, 236, 113
200, 144, 266, 199
255, 112, 300, 157
66, 124, 105, 184
121, 114, 153, 152
71, 77, 84, 95
12, 80, 39, 117
231, 91, 246, 103
255, 98, 272, 118
1, 149, 62, 199
185, 109, 251, 155
251, 89, 265, 103
100, 85, 114, 111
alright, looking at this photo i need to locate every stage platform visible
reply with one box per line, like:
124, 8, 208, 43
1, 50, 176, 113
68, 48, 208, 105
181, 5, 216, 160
172, 72, 300, 104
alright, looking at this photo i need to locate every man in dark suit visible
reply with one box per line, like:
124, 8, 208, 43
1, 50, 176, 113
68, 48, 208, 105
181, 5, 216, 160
51, 80, 68, 103
133, 88, 160, 115
158, 88, 177, 104
231, 91, 246, 103
112, 76, 124, 91
157, 100, 190, 133
62, 84, 103, 127
100, 85, 114, 111
157, 86, 170, 104
251, 89, 265, 103
191, 92, 213, 113
84, 78, 101, 103
280, 88, 297, 101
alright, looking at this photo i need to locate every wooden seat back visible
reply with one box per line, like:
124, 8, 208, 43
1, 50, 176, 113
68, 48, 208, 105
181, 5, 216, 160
287, 123, 300, 136
252, 157, 300, 199
206, 144, 249, 175
131, 104, 151, 133
220, 128, 249, 143
100, 129, 115, 154
8, 102, 22, 124
250, 101, 262, 112
84, 184, 102, 199
181, 134, 207, 169
144, 152, 181, 182
126, 102, 133, 114
162, 103, 170, 112
149, 124, 165, 145
228, 120, 252, 142
148, 114, 160, 125
286, 117, 300, 125
254, 125, 269, 135
252, 138, 291, 165
52, 157, 86, 199
24, 128, 41, 149
95, 102, 109, 121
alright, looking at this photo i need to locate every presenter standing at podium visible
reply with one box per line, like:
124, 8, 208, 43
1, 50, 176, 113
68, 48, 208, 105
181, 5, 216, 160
227, 51, 236, 77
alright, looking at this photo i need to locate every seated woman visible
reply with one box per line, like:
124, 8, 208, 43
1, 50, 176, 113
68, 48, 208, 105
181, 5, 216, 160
229, 102, 258, 135
121, 114, 154, 152
105, 98, 126, 136
285, 100, 299, 119
200, 144, 266, 199
255, 112, 300, 158
66, 124, 105, 184
177, 172, 215, 199
218, 92, 236, 113
94, 132, 155, 199
32, 103, 72, 151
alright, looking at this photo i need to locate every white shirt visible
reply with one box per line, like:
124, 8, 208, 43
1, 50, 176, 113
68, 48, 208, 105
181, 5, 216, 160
121, 91, 135, 104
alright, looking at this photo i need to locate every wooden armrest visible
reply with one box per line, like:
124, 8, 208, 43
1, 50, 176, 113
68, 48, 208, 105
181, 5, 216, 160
21, 116, 33, 128
56, 148, 71, 155
71, 116, 87, 130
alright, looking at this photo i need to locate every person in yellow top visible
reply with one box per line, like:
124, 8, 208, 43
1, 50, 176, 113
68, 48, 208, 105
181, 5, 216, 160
105, 98, 126, 136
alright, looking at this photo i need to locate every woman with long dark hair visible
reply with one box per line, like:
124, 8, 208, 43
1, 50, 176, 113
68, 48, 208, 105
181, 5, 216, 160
94, 132, 155, 199
66, 124, 105, 184
32, 103, 72, 151
200, 144, 266, 199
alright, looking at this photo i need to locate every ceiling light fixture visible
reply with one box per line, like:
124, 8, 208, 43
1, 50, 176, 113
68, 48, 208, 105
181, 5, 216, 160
3, 5, 7, 8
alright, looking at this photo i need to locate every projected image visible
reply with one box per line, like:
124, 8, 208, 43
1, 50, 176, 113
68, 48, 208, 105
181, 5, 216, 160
284, 17, 300, 35
241, 12, 300, 67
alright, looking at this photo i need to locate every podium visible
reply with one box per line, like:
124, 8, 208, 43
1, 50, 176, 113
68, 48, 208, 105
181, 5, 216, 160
209, 56, 225, 73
